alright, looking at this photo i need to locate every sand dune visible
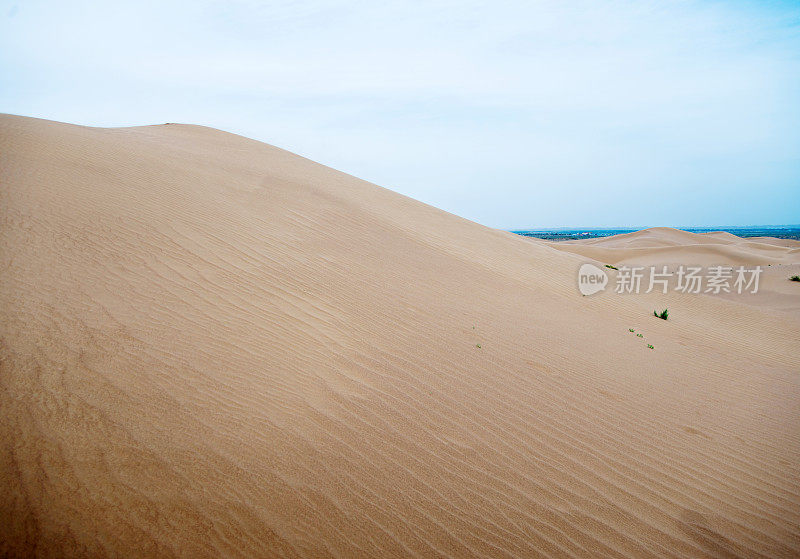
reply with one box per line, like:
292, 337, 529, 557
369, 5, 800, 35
547, 228, 800, 314
2, 115, 800, 558
552, 227, 799, 265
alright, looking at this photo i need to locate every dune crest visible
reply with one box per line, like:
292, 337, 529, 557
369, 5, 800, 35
2, 115, 799, 558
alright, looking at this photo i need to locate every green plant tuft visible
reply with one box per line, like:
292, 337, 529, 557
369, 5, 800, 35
636, 333, 643, 338
628, 328, 634, 332
790, 275, 800, 282
647, 344, 654, 349
654, 308, 669, 320
605, 264, 618, 270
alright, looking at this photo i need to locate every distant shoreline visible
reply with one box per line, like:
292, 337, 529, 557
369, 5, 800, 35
511, 226, 800, 241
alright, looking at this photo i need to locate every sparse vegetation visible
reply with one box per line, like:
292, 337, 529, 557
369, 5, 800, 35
636, 333, 643, 338
629, 328, 634, 332
476, 344, 481, 349
790, 275, 800, 282
605, 264, 618, 270
647, 344, 654, 349
654, 308, 669, 320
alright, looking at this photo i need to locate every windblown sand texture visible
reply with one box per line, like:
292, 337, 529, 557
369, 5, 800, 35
2, 115, 799, 558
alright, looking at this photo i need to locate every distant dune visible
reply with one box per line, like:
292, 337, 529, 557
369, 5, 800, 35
547, 227, 800, 313
552, 226, 799, 263
2, 115, 800, 558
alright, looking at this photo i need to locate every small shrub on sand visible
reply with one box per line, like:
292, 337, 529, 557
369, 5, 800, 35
647, 344, 654, 349
654, 308, 669, 320
790, 275, 800, 282
605, 264, 618, 270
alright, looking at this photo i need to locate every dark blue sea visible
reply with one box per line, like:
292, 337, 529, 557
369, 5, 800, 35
511, 226, 800, 242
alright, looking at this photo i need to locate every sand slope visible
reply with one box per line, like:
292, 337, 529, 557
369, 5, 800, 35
2, 115, 800, 558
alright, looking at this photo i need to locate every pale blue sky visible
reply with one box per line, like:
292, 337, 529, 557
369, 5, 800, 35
2, 0, 798, 228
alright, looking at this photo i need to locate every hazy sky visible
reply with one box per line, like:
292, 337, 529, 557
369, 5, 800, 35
2, 0, 799, 228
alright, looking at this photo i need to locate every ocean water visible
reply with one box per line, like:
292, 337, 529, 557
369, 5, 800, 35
511, 226, 800, 242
